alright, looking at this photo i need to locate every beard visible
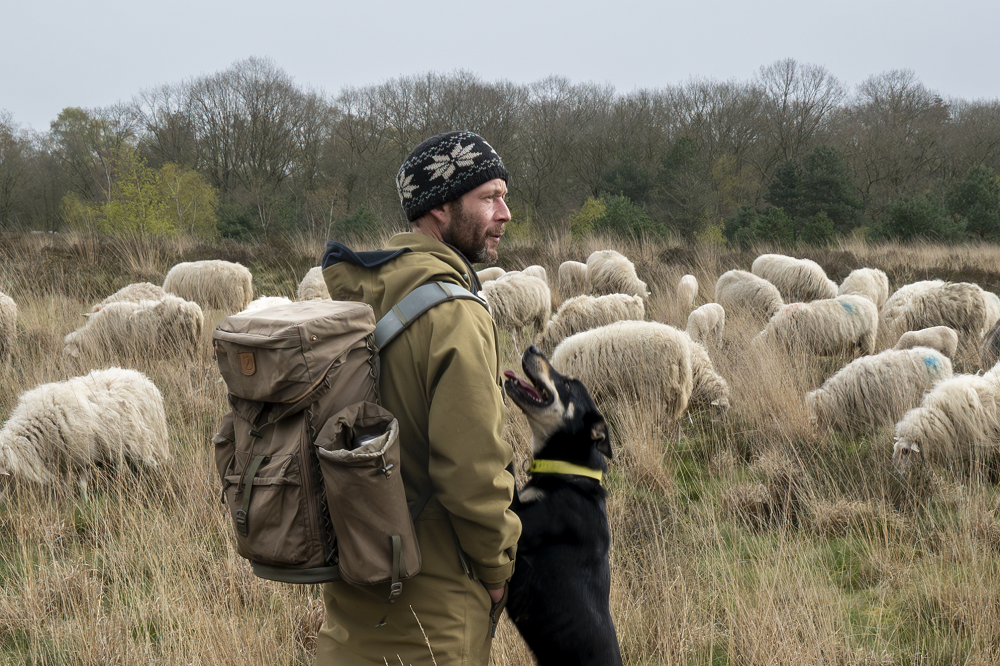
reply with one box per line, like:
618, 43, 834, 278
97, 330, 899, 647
441, 200, 496, 264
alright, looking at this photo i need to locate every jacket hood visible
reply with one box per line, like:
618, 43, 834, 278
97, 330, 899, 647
321, 233, 483, 320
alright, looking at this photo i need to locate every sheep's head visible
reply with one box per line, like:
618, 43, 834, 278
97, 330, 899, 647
709, 398, 730, 424
892, 437, 922, 474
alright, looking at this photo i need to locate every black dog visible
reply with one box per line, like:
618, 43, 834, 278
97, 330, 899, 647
502, 345, 623, 665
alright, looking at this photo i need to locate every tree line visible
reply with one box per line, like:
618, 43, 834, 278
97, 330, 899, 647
2, 56, 999, 245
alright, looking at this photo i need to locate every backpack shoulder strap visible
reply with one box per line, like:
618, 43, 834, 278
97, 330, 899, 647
374, 281, 489, 522
374, 281, 488, 350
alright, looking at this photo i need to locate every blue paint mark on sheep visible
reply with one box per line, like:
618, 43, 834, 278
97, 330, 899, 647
923, 355, 941, 372
840, 300, 855, 314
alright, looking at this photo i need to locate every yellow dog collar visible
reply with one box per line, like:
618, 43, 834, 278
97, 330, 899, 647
528, 459, 603, 482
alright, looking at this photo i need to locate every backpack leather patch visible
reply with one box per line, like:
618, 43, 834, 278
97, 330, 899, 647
239, 352, 256, 376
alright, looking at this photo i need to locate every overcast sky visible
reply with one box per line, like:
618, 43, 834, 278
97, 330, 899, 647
3, 0, 999, 133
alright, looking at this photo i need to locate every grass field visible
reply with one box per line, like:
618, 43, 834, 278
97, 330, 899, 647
1, 231, 999, 665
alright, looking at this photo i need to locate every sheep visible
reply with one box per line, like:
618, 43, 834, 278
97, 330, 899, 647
879, 280, 986, 353
714, 270, 783, 332
585, 250, 649, 299
297, 267, 331, 301
480, 272, 551, 348
538, 293, 644, 353
686, 303, 725, 347
0, 367, 170, 490
980, 288, 1000, 333
751, 254, 838, 303
0, 292, 16, 364
982, 318, 1000, 369
239, 296, 294, 315
90, 282, 166, 313
754, 295, 878, 357
522, 265, 548, 283
162, 259, 253, 314
838, 268, 889, 310
893, 370, 1000, 476
477, 267, 506, 283
677, 274, 698, 311
551, 321, 692, 425
558, 261, 588, 299
63, 295, 204, 361
806, 347, 953, 435
686, 335, 730, 415
894, 326, 959, 360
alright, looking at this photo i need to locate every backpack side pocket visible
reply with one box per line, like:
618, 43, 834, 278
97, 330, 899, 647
315, 402, 421, 595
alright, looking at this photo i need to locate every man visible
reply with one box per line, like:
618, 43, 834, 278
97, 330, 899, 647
316, 131, 521, 665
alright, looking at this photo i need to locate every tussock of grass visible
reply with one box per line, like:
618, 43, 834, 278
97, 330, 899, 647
1, 232, 1000, 664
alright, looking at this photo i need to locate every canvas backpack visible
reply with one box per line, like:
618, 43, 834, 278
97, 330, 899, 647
211, 282, 487, 598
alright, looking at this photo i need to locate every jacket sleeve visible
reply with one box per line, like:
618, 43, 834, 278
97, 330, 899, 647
421, 299, 521, 585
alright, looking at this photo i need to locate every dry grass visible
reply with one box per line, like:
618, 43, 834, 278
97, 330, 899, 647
2, 231, 1000, 664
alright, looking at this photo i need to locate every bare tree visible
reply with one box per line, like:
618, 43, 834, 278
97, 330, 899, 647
757, 58, 846, 168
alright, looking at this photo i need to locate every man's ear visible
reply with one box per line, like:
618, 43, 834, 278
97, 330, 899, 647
592, 416, 611, 459
427, 203, 450, 226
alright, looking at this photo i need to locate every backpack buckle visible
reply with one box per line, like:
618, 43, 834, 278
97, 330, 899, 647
235, 509, 248, 536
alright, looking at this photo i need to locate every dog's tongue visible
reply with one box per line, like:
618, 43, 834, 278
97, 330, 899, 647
504, 370, 542, 401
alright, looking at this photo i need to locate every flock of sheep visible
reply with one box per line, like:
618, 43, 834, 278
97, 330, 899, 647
0, 259, 264, 492
4, 246, 1000, 493
477, 251, 1000, 479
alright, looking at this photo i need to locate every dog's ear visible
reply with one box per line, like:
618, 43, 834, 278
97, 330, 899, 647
591, 416, 611, 459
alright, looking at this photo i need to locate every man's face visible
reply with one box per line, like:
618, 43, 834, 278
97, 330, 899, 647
440, 178, 510, 264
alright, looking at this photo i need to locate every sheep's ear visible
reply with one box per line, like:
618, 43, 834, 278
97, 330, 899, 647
591, 417, 611, 459
910, 444, 920, 454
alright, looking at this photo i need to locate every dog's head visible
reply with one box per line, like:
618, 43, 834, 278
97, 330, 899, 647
504, 345, 611, 468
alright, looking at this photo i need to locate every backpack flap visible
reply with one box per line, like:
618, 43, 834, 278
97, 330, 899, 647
214, 300, 376, 403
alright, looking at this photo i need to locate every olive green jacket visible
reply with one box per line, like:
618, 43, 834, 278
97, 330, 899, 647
322, 233, 520, 585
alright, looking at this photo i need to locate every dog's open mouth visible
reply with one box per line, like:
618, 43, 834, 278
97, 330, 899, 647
504, 370, 552, 407
504, 362, 554, 409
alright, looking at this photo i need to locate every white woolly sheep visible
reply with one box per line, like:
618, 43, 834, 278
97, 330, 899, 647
894, 326, 959, 360
982, 319, 1000, 369
981, 288, 1000, 331
558, 261, 588, 299
239, 296, 294, 315
586, 250, 649, 299
806, 347, 953, 435
522, 265, 548, 283
481, 272, 551, 348
677, 274, 698, 311
714, 270, 783, 331
0, 367, 170, 489
686, 334, 730, 415
297, 266, 331, 301
64, 295, 204, 361
751, 254, 838, 303
754, 295, 878, 357
0, 292, 16, 364
539, 293, 644, 353
893, 370, 1000, 476
879, 280, 986, 353
163, 259, 253, 314
477, 267, 506, 283
90, 282, 167, 313
686, 303, 725, 347
551, 321, 692, 425
838, 268, 889, 310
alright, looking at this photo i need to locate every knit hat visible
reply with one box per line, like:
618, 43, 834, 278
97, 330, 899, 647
396, 131, 509, 222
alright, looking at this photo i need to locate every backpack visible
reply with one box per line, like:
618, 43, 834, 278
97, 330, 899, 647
211, 282, 487, 598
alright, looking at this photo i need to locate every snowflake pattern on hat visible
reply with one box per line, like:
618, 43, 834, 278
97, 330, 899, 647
424, 142, 482, 181
396, 171, 417, 200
